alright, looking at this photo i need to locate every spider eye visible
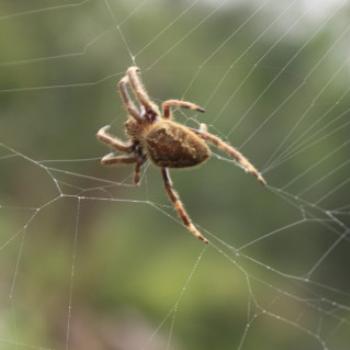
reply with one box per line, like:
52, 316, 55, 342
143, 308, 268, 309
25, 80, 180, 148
145, 108, 158, 122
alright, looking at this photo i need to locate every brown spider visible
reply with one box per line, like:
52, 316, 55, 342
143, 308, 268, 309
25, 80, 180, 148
97, 66, 266, 244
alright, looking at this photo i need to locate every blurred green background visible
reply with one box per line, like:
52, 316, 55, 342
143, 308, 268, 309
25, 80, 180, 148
1, 0, 350, 349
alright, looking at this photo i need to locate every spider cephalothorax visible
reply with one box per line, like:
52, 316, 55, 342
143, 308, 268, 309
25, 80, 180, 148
97, 66, 266, 244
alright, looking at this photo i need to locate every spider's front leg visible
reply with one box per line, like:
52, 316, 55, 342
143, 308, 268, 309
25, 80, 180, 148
162, 99, 205, 119
118, 77, 143, 122
127, 66, 159, 113
161, 167, 208, 244
193, 125, 266, 185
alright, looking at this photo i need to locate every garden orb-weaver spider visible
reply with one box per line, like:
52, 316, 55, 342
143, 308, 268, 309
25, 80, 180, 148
97, 66, 266, 244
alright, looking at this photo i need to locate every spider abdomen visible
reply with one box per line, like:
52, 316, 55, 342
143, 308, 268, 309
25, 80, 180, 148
145, 121, 211, 168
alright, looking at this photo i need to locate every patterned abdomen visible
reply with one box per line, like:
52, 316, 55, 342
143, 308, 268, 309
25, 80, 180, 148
145, 121, 211, 168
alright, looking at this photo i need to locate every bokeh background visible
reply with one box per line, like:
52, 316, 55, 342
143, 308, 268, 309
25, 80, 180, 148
1, 0, 350, 349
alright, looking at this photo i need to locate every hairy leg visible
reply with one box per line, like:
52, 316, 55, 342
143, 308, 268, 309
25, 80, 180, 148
127, 66, 159, 114
193, 127, 266, 185
161, 167, 208, 244
133, 160, 145, 186
100, 153, 137, 166
162, 99, 205, 119
97, 125, 133, 153
118, 77, 143, 122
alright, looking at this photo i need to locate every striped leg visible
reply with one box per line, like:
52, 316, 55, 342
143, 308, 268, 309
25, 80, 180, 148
161, 167, 208, 244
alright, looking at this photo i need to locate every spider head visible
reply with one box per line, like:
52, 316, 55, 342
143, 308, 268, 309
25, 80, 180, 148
125, 113, 155, 140
140, 104, 160, 123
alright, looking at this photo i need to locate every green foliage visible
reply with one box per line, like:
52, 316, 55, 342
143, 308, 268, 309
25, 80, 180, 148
1, 1, 349, 349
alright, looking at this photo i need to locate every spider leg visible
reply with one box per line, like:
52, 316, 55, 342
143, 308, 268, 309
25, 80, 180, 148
101, 152, 146, 186
118, 76, 143, 122
133, 160, 144, 186
162, 99, 205, 119
97, 125, 133, 153
193, 126, 266, 185
100, 153, 138, 166
199, 123, 208, 133
161, 167, 208, 244
127, 66, 159, 113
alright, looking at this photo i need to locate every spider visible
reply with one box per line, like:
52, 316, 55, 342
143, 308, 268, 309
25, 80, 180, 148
97, 66, 266, 244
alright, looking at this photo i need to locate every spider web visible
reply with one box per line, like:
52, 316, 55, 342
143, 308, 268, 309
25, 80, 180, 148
0, 0, 350, 349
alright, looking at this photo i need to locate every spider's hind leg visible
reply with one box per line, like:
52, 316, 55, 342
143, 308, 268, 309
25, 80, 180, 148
161, 167, 208, 244
193, 127, 266, 185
